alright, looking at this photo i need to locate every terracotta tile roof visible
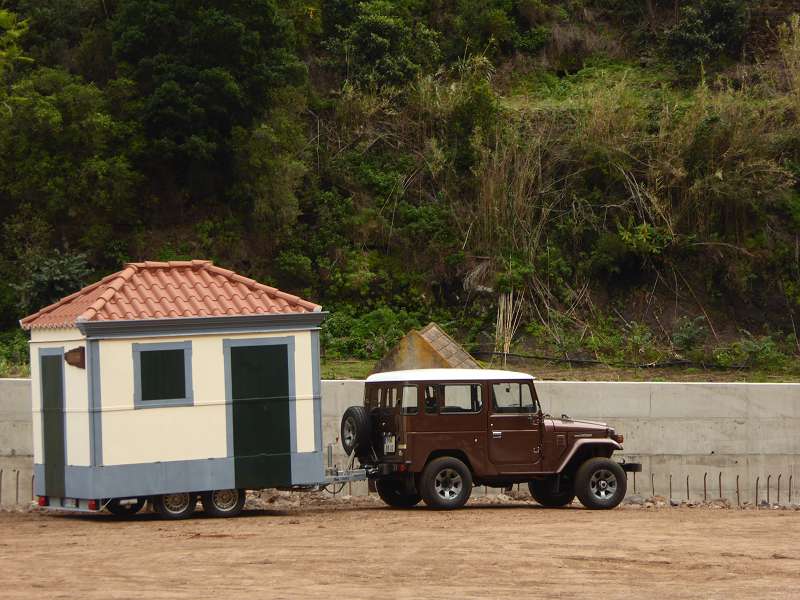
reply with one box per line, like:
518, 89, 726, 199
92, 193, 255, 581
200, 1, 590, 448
20, 260, 321, 330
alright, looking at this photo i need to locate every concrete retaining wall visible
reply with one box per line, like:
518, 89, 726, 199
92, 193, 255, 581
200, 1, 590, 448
0, 380, 34, 506
322, 380, 800, 502
4, 378, 799, 505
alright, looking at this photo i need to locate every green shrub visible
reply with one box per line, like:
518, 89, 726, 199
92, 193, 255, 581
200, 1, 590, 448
672, 316, 708, 352
13, 251, 91, 315
0, 329, 29, 377
712, 333, 789, 369
662, 0, 748, 79
321, 307, 421, 359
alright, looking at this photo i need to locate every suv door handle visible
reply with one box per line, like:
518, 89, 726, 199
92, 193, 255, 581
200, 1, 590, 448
492, 431, 502, 439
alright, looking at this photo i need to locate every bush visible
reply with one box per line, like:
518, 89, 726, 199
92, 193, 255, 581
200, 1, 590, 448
662, 0, 749, 79
13, 250, 91, 315
0, 329, 29, 377
672, 316, 708, 352
712, 333, 789, 369
321, 306, 420, 359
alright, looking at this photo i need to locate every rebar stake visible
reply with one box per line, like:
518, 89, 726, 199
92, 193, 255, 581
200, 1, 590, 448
755, 476, 760, 508
703, 472, 708, 502
736, 475, 740, 507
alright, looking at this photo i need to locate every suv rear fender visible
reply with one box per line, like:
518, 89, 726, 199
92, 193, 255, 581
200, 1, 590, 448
423, 450, 474, 475
556, 440, 620, 475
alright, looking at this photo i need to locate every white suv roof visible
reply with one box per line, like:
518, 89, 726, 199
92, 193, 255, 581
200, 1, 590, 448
366, 368, 535, 383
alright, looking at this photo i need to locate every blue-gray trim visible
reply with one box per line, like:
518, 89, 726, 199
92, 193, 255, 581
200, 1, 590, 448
35, 455, 330, 498
291, 452, 325, 485
34, 463, 45, 496
35, 459, 236, 499
87, 340, 103, 466
38, 347, 67, 478
311, 330, 322, 452
132, 341, 194, 408
222, 337, 296, 458
79, 312, 327, 339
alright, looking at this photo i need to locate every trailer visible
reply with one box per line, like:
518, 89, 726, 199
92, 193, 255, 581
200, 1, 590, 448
20, 260, 354, 518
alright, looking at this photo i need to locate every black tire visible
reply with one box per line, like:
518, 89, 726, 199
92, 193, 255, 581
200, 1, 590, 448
106, 498, 145, 517
341, 405, 371, 456
528, 479, 575, 508
375, 479, 421, 508
152, 492, 197, 520
420, 457, 473, 510
201, 489, 246, 517
575, 458, 627, 510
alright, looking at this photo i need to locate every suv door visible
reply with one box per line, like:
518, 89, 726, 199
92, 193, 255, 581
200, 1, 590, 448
487, 381, 542, 473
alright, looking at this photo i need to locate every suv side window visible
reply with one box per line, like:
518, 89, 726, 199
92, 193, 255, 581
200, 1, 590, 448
492, 382, 538, 413
423, 385, 438, 414
441, 384, 483, 414
380, 386, 398, 408
400, 385, 418, 415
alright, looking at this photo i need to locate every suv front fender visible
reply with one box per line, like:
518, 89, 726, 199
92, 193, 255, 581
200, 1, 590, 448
555, 439, 622, 473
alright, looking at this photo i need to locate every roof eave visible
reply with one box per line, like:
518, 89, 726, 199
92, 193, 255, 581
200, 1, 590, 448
77, 311, 328, 339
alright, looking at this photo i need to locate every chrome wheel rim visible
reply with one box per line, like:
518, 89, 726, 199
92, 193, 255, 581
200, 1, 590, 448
589, 469, 617, 501
162, 493, 192, 514
343, 418, 356, 448
434, 468, 463, 501
211, 489, 239, 511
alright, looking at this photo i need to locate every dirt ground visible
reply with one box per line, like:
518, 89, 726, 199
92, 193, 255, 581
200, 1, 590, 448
2, 495, 799, 600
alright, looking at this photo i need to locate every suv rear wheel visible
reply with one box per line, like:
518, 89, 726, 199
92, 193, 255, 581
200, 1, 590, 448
528, 478, 575, 508
375, 479, 421, 508
420, 457, 472, 510
575, 458, 626, 509
341, 406, 371, 456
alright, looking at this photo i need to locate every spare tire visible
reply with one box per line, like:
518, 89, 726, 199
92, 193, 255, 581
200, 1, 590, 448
341, 405, 371, 456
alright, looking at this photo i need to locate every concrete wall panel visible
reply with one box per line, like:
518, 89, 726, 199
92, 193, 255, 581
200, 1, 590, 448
3, 377, 800, 504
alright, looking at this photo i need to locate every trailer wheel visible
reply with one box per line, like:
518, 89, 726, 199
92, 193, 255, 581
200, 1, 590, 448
420, 456, 472, 510
201, 489, 245, 517
575, 458, 627, 510
375, 479, 421, 508
341, 406, 371, 456
152, 492, 197, 519
106, 498, 145, 517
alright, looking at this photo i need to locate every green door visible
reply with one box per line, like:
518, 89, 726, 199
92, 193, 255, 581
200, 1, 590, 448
230, 344, 291, 489
41, 353, 66, 498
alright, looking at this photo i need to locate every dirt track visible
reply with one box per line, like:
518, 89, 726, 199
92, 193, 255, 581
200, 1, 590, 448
2, 495, 799, 600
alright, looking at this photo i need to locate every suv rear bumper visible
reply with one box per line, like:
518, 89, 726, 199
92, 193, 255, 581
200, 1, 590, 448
620, 462, 642, 473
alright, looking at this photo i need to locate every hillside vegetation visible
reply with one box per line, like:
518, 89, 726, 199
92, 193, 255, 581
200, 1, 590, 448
1, 1, 800, 378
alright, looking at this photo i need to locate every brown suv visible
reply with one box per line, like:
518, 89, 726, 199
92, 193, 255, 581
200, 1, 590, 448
341, 369, 640, 510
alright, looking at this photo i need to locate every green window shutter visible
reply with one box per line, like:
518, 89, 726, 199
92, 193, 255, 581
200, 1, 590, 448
140, 349, 186, 401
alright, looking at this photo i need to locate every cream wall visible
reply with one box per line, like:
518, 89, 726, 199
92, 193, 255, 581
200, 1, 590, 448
98, 329, 316, 465
29, 327, 91, 467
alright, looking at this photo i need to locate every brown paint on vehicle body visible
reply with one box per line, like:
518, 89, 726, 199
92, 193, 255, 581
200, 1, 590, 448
362, 376, 626, 485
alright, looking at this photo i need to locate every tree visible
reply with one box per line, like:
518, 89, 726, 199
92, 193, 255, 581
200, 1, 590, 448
111, 0, 306, 194
324, 0, 440, 88
0, 9, 31, 81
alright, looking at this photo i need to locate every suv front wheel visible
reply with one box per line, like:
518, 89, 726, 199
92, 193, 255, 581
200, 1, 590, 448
420, 457, 473, 510
575, 458, 627, 509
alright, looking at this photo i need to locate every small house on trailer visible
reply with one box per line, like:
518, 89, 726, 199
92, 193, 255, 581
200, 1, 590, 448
21, 260, 325, 517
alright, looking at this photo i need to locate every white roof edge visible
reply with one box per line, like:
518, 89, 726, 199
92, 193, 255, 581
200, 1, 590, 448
366, 368, 535, 383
